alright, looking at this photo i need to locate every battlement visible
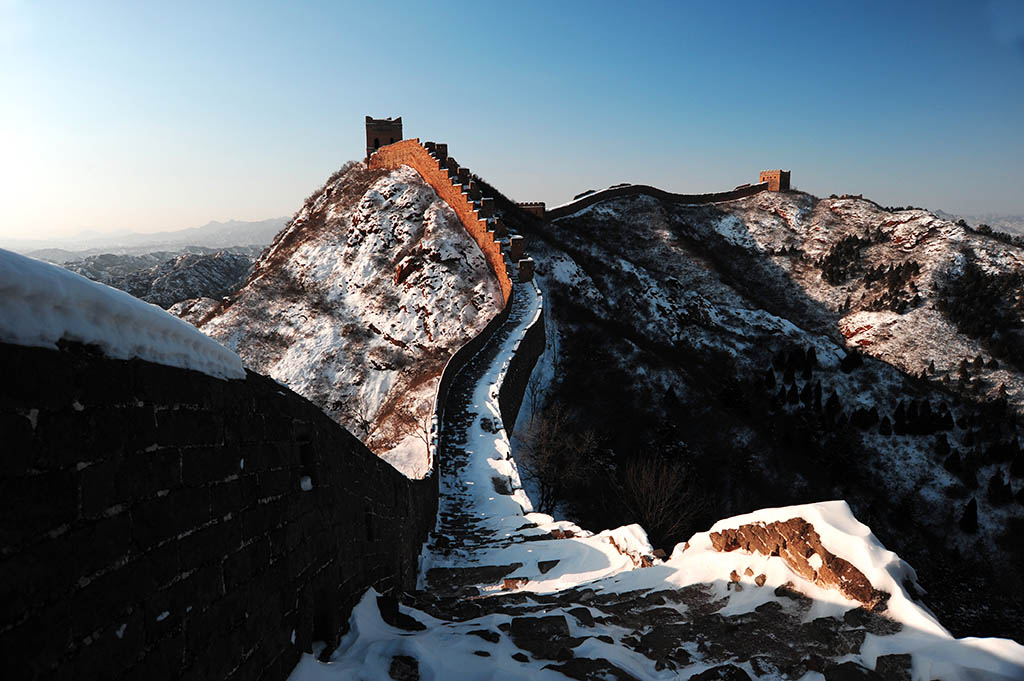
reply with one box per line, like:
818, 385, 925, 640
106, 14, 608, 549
365, 116, 403, 161
368, 134, 535, 302
516, 202, 546, 218
759, 169, 791, 192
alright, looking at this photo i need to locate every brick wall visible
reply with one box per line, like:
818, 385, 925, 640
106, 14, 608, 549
498, 303, 546, 435
545, 182, 770, 221
0, 341, 437, 681
368, 139, 516, 302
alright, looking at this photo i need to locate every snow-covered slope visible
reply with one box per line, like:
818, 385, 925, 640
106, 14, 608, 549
191, 162, 502, 476
507, 190, 1024, 640
70, 250, 252, 308
0, 248, 245, 380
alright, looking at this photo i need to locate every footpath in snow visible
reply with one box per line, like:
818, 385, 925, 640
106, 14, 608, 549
290, 281, 1024, 681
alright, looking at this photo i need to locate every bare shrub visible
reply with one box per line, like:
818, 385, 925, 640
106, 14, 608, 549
614, 457, 706, 547
516, 404, 602, 514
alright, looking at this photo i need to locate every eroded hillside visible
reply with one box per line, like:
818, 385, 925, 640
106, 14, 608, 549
505, 190, 1024, 640
186, 162, 502, 476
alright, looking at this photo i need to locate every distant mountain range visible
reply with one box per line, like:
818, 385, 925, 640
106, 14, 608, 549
1, 217, 289, 260
935, 210, 1024, 235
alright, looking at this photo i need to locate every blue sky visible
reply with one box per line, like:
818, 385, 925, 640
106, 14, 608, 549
1, 0, 1023, 240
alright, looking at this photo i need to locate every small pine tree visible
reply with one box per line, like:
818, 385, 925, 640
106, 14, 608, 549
764, 368, 776, 390
958, 497, 978, 533
988, 472, 1012, 506
879, 416, 892, 436
825, 391, 840, 417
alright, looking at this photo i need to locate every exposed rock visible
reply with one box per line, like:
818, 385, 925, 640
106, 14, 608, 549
509, 615, 572, 660
468, 629, 500, 643
544, 657, 640, 681
538, 559, 560, 574
377, 594, 427, 631
568, 606, 595, 627
503, 577, 529, 590
874, 654, 912, 681
824, 661, 884, 681
688, 664, 752, 681
842, 607, 903, 636
710, 517, 889, 610
754, 574, 767, 587
388, 654, 419, 681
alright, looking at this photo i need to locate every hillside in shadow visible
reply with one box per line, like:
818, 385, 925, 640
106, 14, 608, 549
486, 188, 1024, 642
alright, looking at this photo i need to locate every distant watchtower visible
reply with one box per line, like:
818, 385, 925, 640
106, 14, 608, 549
365, 116, 403, 161
759, 170, 791, 192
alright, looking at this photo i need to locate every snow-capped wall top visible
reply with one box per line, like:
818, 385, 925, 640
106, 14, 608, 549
0, 248, 245, 380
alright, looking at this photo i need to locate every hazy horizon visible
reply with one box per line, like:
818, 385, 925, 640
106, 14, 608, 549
3, 0, 1024, 241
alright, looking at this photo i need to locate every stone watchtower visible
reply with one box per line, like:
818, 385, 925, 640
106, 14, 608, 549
759, 170, 791, 192
365, 116, 403, 161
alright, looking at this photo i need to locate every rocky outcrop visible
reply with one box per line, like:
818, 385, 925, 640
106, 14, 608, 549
709, 518, 889, 610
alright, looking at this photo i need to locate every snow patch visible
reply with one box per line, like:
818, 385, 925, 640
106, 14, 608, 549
0, 249, 245, 380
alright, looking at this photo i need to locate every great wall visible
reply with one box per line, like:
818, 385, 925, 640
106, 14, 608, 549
0, 120, 549, 680
8, 116, 1000, 681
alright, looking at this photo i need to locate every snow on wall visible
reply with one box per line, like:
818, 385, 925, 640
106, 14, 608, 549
0, 248, 245, 380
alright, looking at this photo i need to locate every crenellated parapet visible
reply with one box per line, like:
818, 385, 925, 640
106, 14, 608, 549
368, 138, 535, 303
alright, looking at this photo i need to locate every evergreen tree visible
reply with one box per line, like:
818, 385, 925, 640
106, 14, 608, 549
879, 416, 892, 436
958, 498, 978, 533
825, 391, 840, 418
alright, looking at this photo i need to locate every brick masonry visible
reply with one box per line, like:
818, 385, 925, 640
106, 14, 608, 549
368, 139, 522, 301
0, 341, 437, 681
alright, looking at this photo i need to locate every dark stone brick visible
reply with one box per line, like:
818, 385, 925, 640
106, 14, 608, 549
131, 487, 209, 551
115, 447, 182, 502
223, 537, 272, 590
182, 445, 237, 486
0, 341, 439, 681
179, 517, 242, 572
240, 499, 287, 542
0, 470, 77, 546
0, 412, 35, 474
79, 458, 120, 518
257, 469, 293, 499
156, 408, 223, 447
32, 410, 92, 469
